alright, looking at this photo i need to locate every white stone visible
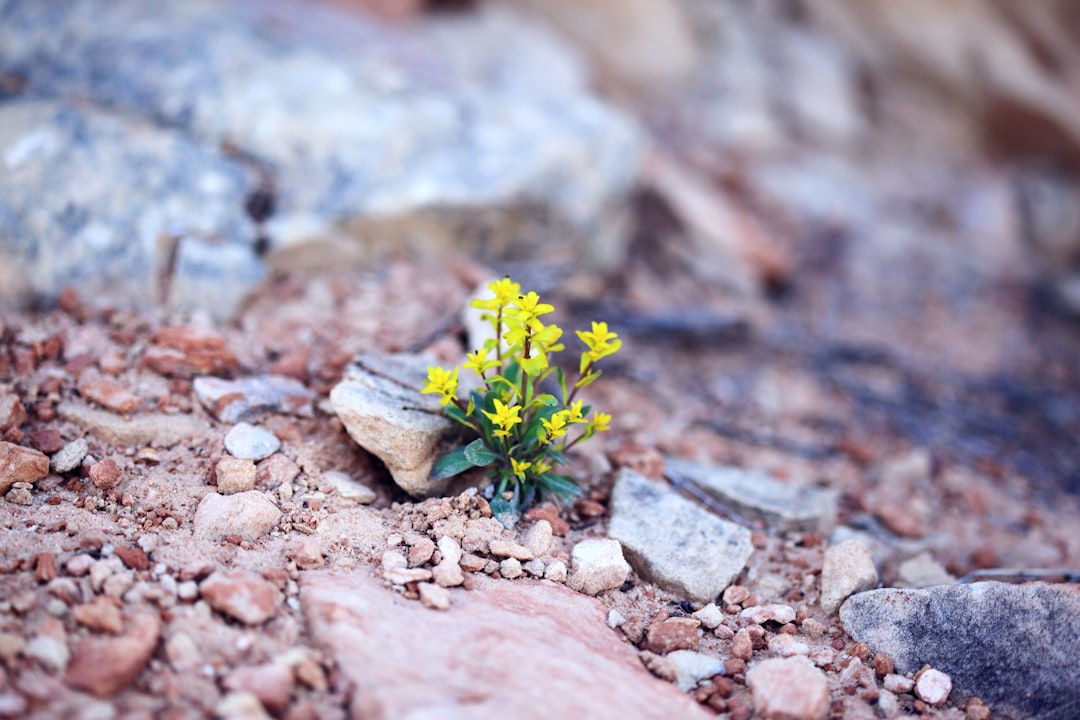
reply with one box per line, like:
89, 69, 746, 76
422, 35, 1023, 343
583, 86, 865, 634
663, 650, 726, 692
192, 491, 281, 541
897, 552, 954, 589
820, 539, 878, 614
499, 558, 523, 579
25, 635, 70, 673
321, 470, 376, 504
224, 422, 280, 460
418, 582, 451, 611
566, 539, 630, 596
740, 603, 796, 625
691, 603, 723, 629
544, 560, 567, 583
521, 520, 553, 557
915, 668, 952, 706
883, 673, 914, 694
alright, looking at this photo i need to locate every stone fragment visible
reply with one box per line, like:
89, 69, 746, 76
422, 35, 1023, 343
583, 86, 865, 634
407, 538, 436, 567
194, 375, 314, 423
462, 517, 507, 554
58, 401, 205, 447
65, 610, 161, 696
840, 582, 1080, 720
691, 603, 724, 629
286, 537, 324, 570
321, 470, 376, 504
26, 635, 70, 673
732, 628, 754, 661
432, 559, 465, 588
301, 570, 710, 718
418, 582, 451, 610
255, 453, 300, 489
640, 650, 725, 692
644, 618, 700, 654
521, 519, 554, 557
768, 634, 810, 657
113, 545, 149, 571
460, 554, 487, 573
143, 340, 240, 379
489, 540, 535, 561
915, 668, 952, 706
896, 551, 955, 589
665, 457, 837, 533
0, 441, 50, 493
200, 570, 282, 625
0, 395, 27, 431
216, 457, 257, 495
883, 673, 914, 694
223, 663, 294, 714
747, 656, 829, 720
567, 538, 631, 596
741, 603, 797, 625
330, 354, 457, 497
437, 536, 463, 565
607, 468, 752, 602
73, 598, 125, 634
88, 457, 122, 489
225, 422, 281, 461
522, 504, 571, 535
5, 484, 32, 504
820, 539, 878, 614
384, 567, 433, 585
193, 491, 281, 541
29, 428, 64, 453
215, 691, 270, 720
499, 558, 523, 579
76, 371, 140, 414
544, 560, 568, 583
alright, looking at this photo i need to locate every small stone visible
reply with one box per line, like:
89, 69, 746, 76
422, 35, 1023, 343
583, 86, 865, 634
768, 634, 810, 657
26, 635, 70, 673
407, 538, 436, 567
5, 487, 32, 505
73, 598, 125, 634
113, 545, 150, 572
225, 422, 281, 461
384, 567, 433, 585
740, 604, 796, 625
286, 537, 324, 570
460, 554, 487, 573
102, 572, 134, 599
77, 372, 141, 414
437, 536, 463, 565
820, 539, 878, 614
193, 491, 281, 541
566, 539, 630, 596
500, 558, 523, 579
215, 691, 270, 720
522, 504, 571, 535
878, 689, 900, 718
52, 439, 90, 474
418, 582, 451, 610
0, 632, 26, 662
461, 517, 506, 554
896, 551, 955, 589
321, 470, 376, 503
489, 539, 535, 561
0, 395, 27, 431
965, 697, 991, 720
915, 668, 952, 706
883, 674, 914, 694
177, 581, 199, 601
28, 428, 63, 453
521, 519, 553, 557
692, 603, 724, 629
200, 570, 282, 625
0, 441, 50, 494
88, 457, 122, 489
194, 374, 313, 423
89, 559, 119, 591
641, 649, 725, 692
523, 558, 545, 577
432, 559, 465, 588
607, 610, 625, 628
223, 663, 295, 714
873, 653, 894, 677
732, 628, 754, 661
216, 457, 257, 495
723, 585, 750, 606
644, 617, 700, 654
544, 560, 567, 583
255, 453, 300, 489
747, 656, 829, 720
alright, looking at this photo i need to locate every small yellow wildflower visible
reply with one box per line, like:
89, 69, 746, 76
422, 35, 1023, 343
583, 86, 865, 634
588, 411, 612, 434
510, 291, 554, 328
462, 345, 500, 377
533, 458, 553, 476
540, 410, 570, 442
511, 458, 532, 481
565, 399, 586, 424
422, 366, 459, 406
482, 399, 523, 438
470, 277, 521, 314
577, 321, 621, 372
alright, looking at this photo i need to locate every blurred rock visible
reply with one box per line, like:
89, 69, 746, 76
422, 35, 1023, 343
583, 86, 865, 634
747, 656, 829, 720
566, 538, 631, 596
194, 375, 314, 424
819, 539, 878, 614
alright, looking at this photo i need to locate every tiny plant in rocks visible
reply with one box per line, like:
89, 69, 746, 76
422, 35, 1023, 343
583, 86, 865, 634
422, 277, 620, 523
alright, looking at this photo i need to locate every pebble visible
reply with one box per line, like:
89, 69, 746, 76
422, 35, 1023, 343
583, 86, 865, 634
460, 554, 488, 573
194, 374, 314, 423
607, 610, 625, 628
113, 545, 150, 571
566, 539, 631, 596
25, 635, 70, 673
747, 656, 830, 720
216, 456, 257, 495
437, 536, 463, 565
51, 438, 89, 474
90, 558, 122, 592
819, 538, 878, 614
407, 538, 436, 567
58, 400, 204, 448
489, 540, 535, 561
418, 582, 451, 610
521, 519, 554, 556
77, 372, 141, 414
644, 617, 700, 654
723, 585, 750, 606
321, 470, 376, 504
192, 491, 281, 541
461, 517, 507, 554
732, 628, 754, 661
255, 453, 300, 489
102, 571, 134, 599
286, 537, 324, 570
896, 551, 955, 588
523, 558, 545, 577
0, 394, 27, 431
384, 567, 433, 585
432, 558, 465, 588
88, 457, 122, 489
0, 632, 26, 662
177, 580, 199, 601
877, 689, 900, 717
5, 485, 32, 504
915, 668, 952, 706
691, 603, 724, 629
0, 441, 50, 493
215, 691, 270, 720
225, 422, 281, 460
500, 558, 524, 579
740, 603, 797, 625
768, 634, 810, 657
543, 560, 567, 583
641, 650, 725, 692
883, 673, 915, 694
223, 663, 294, 714
73, 598, 125, 634
199, 570, 282, 625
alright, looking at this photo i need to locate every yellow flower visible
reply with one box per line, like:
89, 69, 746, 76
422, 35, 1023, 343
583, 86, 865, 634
482, 399, 523, 438
510, 291, 554, 328
463, 345, 500, 377
565, 400, 586, 424
422, 366, 458, 405
540, 410, 570, 442
533, 458, 553, 476
511, 457, 532, 480
470, 277, 520, 314
577, 321, 621, 372
588, 411, 612, 434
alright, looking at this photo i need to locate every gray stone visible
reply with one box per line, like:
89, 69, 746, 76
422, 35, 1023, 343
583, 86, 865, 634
608, 468, 753, 603
819, 539, 878, 614
839, 582, 1080, 720
330, 353, 457, 497
1, 0, 641, 283
896, 551, 955, 589
0, 100, 261, 317
665, 457, 837, 533
224, 423, 281, 461
641, 650, 725, 692
194, 375, 315, 424
50, 438, 88, 473
192, 491, 281, 541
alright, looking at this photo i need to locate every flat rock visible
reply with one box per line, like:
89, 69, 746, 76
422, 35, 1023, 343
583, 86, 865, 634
192, 491, 281, 541
0, 441, 50, 494
840, 582, 1080, 720
194, 375, 315, 424
301, 570, 711, 719
0, 99, 261, 317
58, 401, 205, 447
608, 468, 753, 602
665, 457, 837, 533
819, 538, 878, 614
65, 610, 161, 697
200, 570, 283, 625
330, 353, 457, 497
747, 656, 829, 720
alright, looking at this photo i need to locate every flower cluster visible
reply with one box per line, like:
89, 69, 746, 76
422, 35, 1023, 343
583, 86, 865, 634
422, 277, 620, 521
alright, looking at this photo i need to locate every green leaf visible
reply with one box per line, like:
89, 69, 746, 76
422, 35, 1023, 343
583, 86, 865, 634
574, 370, 602, 389
490, 496, 517, 529
464, 438, 499, 466
544, 449, 568, 466
534, 393, 558, 407
430, 446, 473, 481
537, 473, 581, 499
556, 367, 568, 404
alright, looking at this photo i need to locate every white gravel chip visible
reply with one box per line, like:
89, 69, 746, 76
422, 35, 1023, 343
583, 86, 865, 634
915, 668, 952, 706
224, 422, 281, 460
